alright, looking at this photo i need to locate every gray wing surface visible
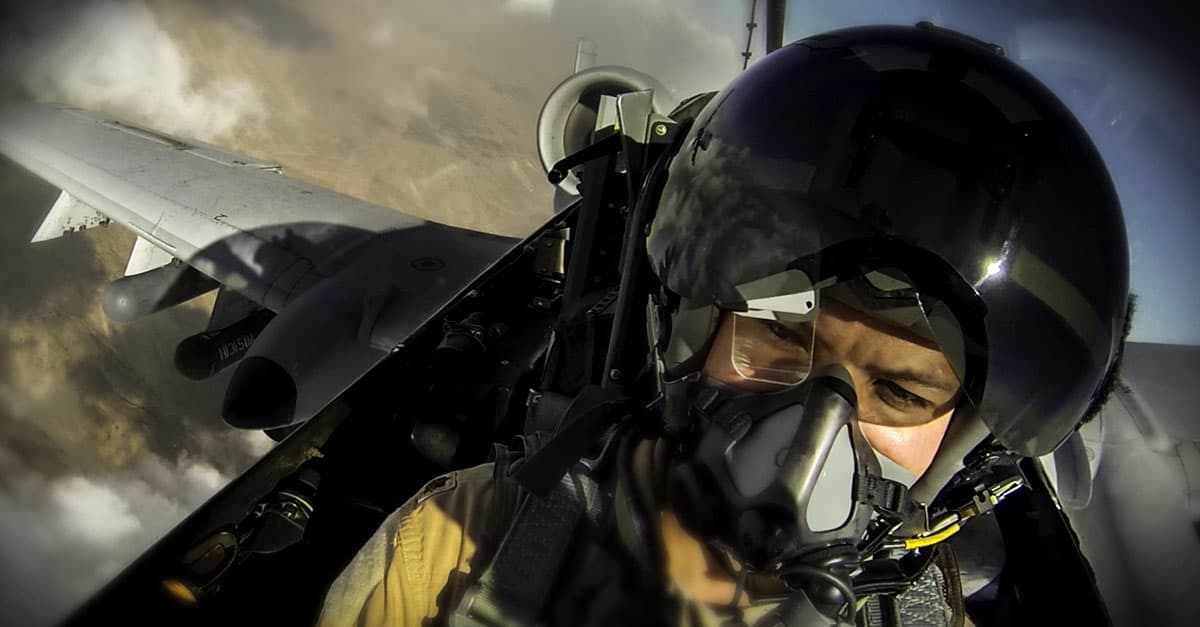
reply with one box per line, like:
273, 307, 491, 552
1057, 342, 1200, 627
0, 101, 433, 310
0, 101, 521, 429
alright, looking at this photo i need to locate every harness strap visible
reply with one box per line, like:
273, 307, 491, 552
452, 465, 604, 627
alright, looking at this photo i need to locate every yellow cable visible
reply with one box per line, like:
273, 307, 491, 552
903, 523, 962, 550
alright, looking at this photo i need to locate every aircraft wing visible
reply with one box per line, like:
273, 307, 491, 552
2, 101, 438, 310
1051, 342, 1200, 626
0, 101, 520, 429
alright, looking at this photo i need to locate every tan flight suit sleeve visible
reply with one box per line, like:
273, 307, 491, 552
317, 462, 506, 627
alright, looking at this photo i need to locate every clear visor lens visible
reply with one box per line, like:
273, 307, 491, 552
727, 267, 970, 396
730, 314, 818, 387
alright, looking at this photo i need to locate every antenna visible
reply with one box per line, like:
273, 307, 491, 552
741, 0, 759, 70
765, 0, 786, 54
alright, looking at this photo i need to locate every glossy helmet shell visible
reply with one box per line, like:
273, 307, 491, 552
646, 24, 1129, 457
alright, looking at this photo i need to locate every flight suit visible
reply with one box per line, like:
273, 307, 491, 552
317, 460, 966, 627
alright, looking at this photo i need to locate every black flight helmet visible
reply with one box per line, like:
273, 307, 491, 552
646, 24, 1130, 460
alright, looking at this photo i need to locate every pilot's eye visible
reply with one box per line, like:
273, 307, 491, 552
875, 380, 932, 411
763, 320, 810, 347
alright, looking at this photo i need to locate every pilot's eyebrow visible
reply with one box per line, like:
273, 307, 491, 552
873, 365, 958, 395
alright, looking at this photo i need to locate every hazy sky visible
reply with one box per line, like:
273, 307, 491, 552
0, 1, 1196, 626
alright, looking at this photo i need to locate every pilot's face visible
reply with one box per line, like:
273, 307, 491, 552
702, 299, 960, 478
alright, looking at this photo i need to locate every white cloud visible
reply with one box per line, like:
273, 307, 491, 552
240, 429, 278, 459
503, 0, 555, 18
50, 476, 142, 545
183, 461, 226, 494
369, 22, 395, 48
0, 378, 83, 426
0, 449, 245, 626
384, 88, 429, 118
382, 67, 453, 119
1, 0, 264, 142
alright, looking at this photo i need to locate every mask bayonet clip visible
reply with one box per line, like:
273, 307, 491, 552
862, 474, 910, 520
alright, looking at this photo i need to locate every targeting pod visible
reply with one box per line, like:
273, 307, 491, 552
174, 309, 275, 380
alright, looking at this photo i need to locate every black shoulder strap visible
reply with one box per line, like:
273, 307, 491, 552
452, 450, 606, 627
